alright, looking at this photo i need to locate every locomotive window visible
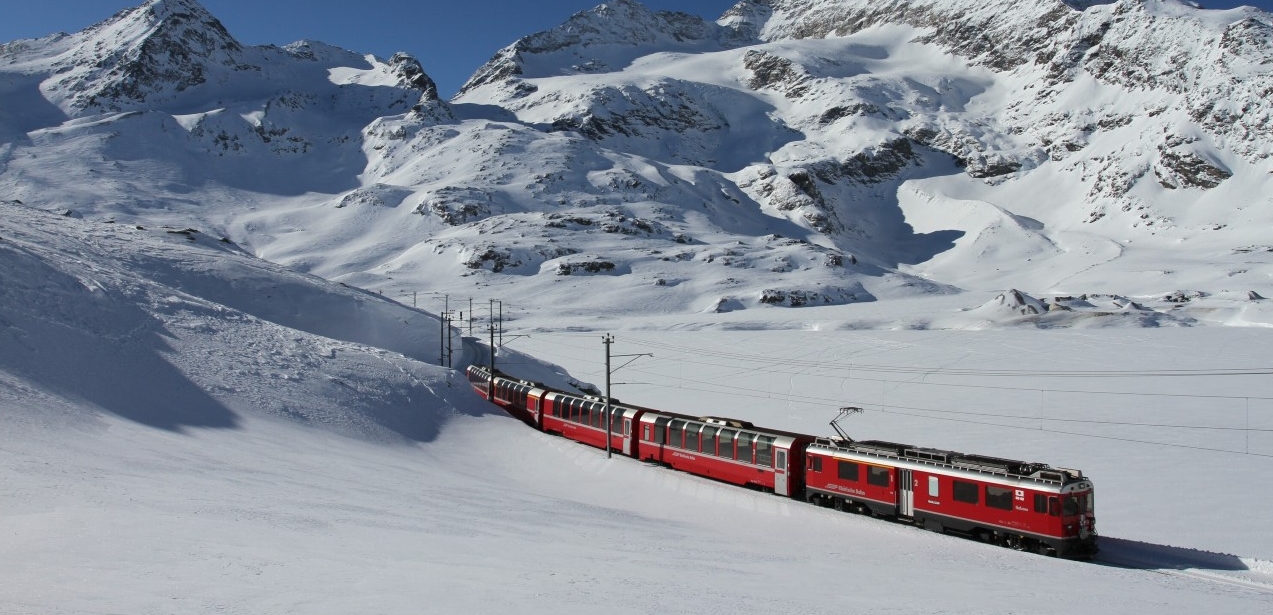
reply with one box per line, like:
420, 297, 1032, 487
1063, 495, 1088, 516
809, 456, 823, 472
756, 436, 775, 467
668, 420, 685, 448
928, 476, 939, 498
1034, 494, 1048, 514
837, 460, 859, 481
985, 486, 1013, 511
867, 466, 890, 488
736, 433, 755, 463
953, 481, 979, 504
717, 429, 736, 458
1049, 497, 1060, 516
701, 427, 719, 455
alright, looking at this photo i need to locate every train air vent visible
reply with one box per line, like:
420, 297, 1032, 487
905, 448, 952, 463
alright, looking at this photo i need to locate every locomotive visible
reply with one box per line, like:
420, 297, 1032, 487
466, 364, 1098, 558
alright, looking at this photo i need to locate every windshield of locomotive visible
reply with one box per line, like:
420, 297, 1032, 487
1063, 493, 1093, 516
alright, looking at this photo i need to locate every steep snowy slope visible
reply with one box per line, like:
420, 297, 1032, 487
0, 202, 462, 441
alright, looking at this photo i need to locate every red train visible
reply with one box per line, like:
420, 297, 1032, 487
467, 365, 1098, 558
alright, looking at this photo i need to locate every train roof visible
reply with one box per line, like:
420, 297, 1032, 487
810, 437, 1087, 486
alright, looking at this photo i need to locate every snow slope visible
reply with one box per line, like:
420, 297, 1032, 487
4, 203, 1273, 613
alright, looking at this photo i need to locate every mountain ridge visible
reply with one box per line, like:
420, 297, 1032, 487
3, 0, 1273, 328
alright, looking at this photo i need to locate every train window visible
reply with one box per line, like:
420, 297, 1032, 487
701, 427, 719, 455
928, 476, 939, 498
953, 481, 979, 504
736, 433, 755, 463
590, 403, 604, 428
1034, 494, 1048, 514
684, 424, 700, 452
1049, 497, 1060, 516
985, 486, 1013, 511
756, 436, 775, 467
809, 456, 823, 472
717, 429, 736, 458
867, 466, 890, 488
837, 460, 859, 481
668, 420, 685, 448
653, 417, 669, 445
609, 407, 623, 432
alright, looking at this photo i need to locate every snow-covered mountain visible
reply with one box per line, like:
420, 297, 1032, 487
3, 0, 1273, 327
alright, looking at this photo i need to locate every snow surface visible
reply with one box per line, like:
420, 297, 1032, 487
5, 0, 1273, 612
4, 202, 1273, 613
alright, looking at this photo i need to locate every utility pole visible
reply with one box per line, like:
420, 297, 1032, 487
602, 335, 652, 460
604, 334, 614, 458
445, 311, 455, 368
487, 299, 496, 400
468, 297, 473, 336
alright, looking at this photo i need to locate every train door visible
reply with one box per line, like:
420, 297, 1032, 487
774, 449, 789, 496
527, 395, 541, 428
622, 417, 633, 456
898, 468, 914, 517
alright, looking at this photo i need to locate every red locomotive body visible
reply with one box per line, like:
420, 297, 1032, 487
804, 438, 1097, 557
466, 365, 1098, 558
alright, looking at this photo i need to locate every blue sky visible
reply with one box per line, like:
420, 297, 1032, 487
2, 1, 1270, 97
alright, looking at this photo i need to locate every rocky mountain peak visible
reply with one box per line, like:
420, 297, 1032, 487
42, 0, 247, 112
389, 52, 441, 102
458, 0, 744, 96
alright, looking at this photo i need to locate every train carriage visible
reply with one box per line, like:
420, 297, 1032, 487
636, 412, 814, 497
540, 390, 643, 456
466, 365, 548, 429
